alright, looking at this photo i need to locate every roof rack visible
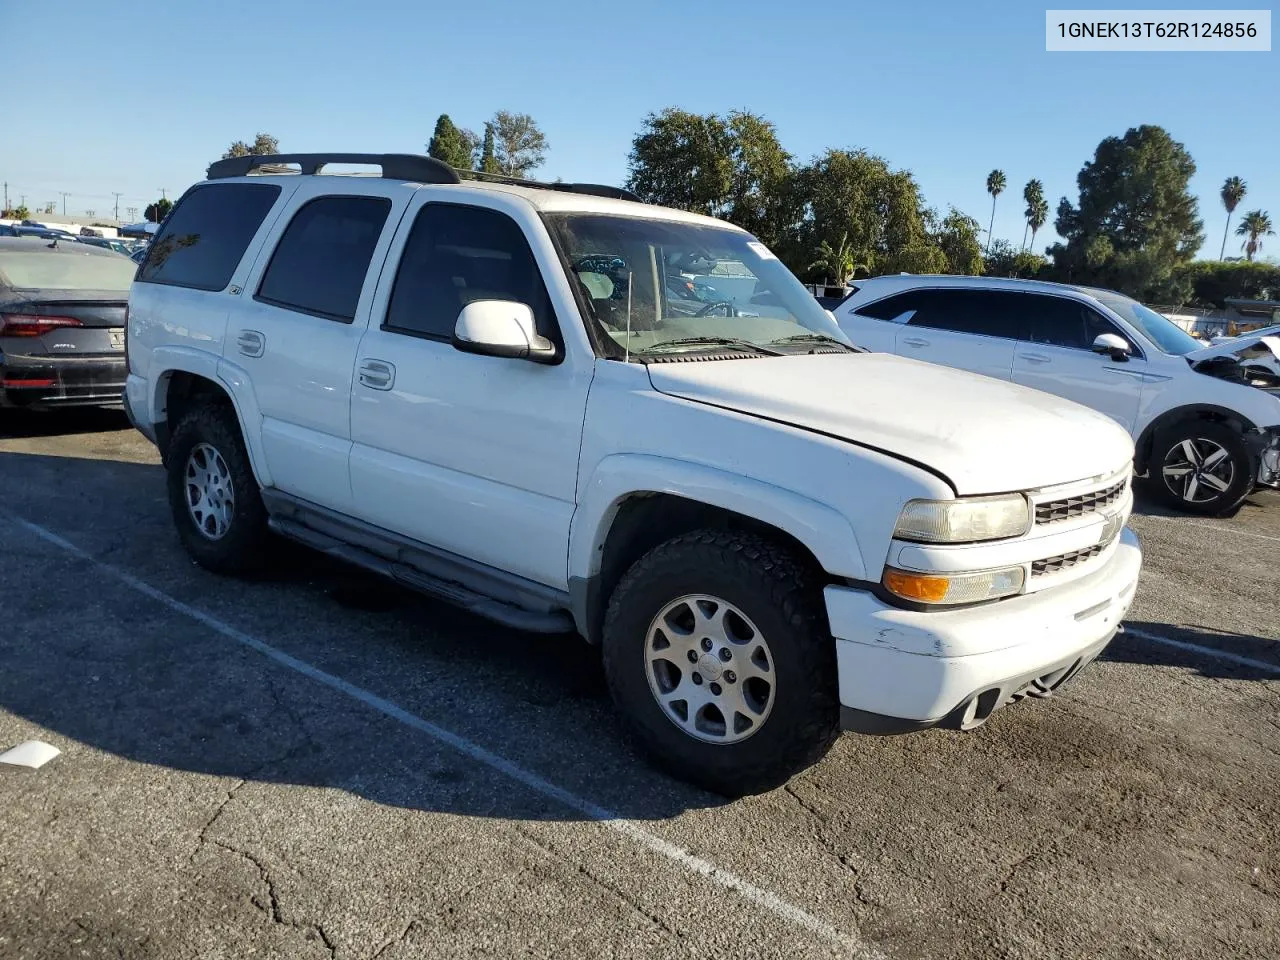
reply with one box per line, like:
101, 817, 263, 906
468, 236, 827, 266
459, 168, 641, 203
205, 153, 462, 184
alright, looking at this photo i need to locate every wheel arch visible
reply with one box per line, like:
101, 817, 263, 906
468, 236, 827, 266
1134, 404, 1257, 475
567, 455, 866, 643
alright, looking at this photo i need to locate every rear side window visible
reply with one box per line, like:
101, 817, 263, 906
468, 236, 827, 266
139, 183, 280, 291
256, 196, 391, 322
905, 290, 1024, 339
383, 203, 558, 346
853, 291, 923, 321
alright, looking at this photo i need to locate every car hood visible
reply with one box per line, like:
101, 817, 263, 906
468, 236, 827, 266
1185, 334, 1280, 365
645, 353, 1135, 495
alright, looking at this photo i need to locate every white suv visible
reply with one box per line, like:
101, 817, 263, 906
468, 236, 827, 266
835, 275, 1280, 516
125, 153, 1143, 795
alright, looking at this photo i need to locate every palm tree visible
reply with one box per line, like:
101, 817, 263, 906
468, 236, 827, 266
1027, 197, 1049, 253
1236, 210, 1274, 261
1220, 176, 1247, 259
808, 233, 865, 286
985, 170, 1006, 255
1021, 179, 1044, 251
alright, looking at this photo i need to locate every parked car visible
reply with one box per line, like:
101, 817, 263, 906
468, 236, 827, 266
125, 152, 1143, 796
0, 237, 134, 409
835, 276, 1280, 516
78, 236, 134, 256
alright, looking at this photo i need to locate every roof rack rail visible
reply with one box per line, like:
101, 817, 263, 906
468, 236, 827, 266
459, 168, 641, 203
205, 153, 462, 185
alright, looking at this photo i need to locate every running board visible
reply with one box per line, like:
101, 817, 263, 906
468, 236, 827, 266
267, 513, 575, 634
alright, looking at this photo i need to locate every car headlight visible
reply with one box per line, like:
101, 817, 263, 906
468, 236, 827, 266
892, 494, 1030, 544
883, 565, 1026, 605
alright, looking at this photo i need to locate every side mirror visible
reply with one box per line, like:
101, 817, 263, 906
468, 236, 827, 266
1091, 332, 1130, 361
452, 300, 557, 364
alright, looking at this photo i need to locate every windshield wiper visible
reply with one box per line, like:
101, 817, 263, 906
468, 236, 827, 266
766, 333, 859, 352
643, 336, 784, 356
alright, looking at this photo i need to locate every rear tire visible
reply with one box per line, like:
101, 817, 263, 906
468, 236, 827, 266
166, 402, 269, 575
602, 529, 839, 797
1148, 420, 1254, 516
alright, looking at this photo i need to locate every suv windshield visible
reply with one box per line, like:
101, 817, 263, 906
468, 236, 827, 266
1096, 295, 1201, 356
545, 213, 850, 358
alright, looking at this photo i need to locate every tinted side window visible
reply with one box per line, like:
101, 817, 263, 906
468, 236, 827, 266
853, 291, 923, 321
907, 290, 1024, 339
1022, 295, 1130, 350
384, 203, 558, 346
139, 183, 280, 291
256, 196, 391, 322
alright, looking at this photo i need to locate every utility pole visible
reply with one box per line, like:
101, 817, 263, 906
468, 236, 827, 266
2, 182, 8, 210
113, 192, 122, 221
59, 191, 70, 215
158, 187, 167, 200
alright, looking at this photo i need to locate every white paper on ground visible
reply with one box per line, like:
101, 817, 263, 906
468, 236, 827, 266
0, 740, 60, 769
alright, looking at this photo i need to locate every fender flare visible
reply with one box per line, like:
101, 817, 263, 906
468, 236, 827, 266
1135, 403, 1257, 472
568, 453, 867, 587
145, 348, 273, 488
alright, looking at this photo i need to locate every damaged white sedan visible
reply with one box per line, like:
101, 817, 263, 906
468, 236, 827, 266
836, 277, 1280, 516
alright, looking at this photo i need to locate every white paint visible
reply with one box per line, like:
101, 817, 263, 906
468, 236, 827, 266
5, 515, 876, 957
0, 740, 60, 769
1122, 626, 1280, 676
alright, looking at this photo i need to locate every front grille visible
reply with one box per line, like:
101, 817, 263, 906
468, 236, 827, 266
1031, 543, 1106, 577
1035, 477, 1127, 525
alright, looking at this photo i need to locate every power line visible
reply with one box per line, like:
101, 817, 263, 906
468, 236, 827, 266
58, 191, 70, 215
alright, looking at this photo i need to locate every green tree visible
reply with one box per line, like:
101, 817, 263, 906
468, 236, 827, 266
1027, 196, 1049, 253
427, 114, 475, 169
793, 149, 944, 278
1021, 179, 1044, 250
478, 123, 500, 174
2, 205, 31, 220
1236, 210, 1274, 261
489, 110, 548, 177
1219, 176, 1247, 259
144, 198, 174, 223
222, 132, 280, 159
933, 207, 984, 275
1047, 125, 1204, 300
626, 108, 795, 248
808, 232, 866, 285
985, 239, 1047, 279
985, 169, 1006, 254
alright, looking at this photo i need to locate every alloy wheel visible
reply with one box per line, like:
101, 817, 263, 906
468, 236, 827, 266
1161, 437, 1235, 505
644, 594, 776, 744
184, 442, 236, 540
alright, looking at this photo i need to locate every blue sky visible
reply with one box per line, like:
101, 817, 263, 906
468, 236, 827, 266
3, 1, 1275, 258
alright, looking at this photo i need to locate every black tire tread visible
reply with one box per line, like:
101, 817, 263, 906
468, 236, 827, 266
602, 528, 839, 796
166, 401, 270, 575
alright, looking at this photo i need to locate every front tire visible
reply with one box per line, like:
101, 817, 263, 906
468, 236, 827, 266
602, 530, 839, 797
166, 403, 269, 574
1149, 420, 1254, 516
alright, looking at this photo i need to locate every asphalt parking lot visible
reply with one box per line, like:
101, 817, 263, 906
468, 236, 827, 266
1, 408, 1277, 960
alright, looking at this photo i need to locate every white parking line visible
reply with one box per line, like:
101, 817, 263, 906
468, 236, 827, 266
1122, 626, 1280, 676
6, 514, 878, 958
1139, 515, 1280, 545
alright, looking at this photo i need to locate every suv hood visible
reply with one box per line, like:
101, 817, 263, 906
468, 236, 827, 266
1185, 333, 1280, 363
646, 353, 1134, 495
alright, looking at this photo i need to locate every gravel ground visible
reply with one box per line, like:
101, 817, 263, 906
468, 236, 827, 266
1, 407, 1276, 960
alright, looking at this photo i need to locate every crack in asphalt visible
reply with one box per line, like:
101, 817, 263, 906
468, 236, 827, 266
515, 826, 686, 943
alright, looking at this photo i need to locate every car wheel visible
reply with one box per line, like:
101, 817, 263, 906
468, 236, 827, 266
1149, 421, 1254, 517
602, 529, 839, 797
166, 402, 269, 574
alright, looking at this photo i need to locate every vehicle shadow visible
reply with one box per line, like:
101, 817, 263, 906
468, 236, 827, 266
0, 451, 730, 823
1102, 619, 1279, 681
0, 405, 130, 439
1129, 477, 1279, 520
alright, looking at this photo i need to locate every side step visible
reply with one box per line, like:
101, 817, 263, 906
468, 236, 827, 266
268, 515, 576, 634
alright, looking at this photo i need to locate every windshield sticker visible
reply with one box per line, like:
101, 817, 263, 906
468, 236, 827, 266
746, 241, 777, 261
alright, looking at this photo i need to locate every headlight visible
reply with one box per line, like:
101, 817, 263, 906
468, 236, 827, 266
883, 565, 1025, 605
892, 494, 1030, 543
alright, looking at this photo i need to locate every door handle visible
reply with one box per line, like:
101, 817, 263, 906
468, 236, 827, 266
358, 359, 395, 391
1019, 353, 1050, 364
901, 337, 929, 348
236, 329, 265, 358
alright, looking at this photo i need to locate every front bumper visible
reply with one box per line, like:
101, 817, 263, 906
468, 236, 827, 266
826, 526, 1142, 733
0, 352, 126, 409
1253, 426, 1280, 488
